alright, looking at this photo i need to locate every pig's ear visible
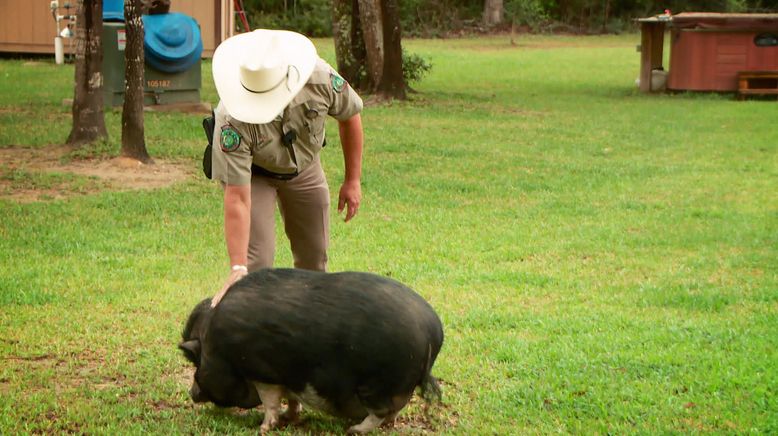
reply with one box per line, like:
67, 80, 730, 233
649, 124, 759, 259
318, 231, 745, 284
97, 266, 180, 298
178, 340, 201, 363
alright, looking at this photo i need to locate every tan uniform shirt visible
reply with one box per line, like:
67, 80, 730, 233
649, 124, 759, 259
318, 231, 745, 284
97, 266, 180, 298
211, 58, 363, 185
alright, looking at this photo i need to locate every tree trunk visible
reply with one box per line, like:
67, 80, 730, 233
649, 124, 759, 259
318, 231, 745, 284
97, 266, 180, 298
357, 0, 383, 92
602, 0, 611, 33
67, 0, 108, 146
483, 0, 503, 27
121, 0, 152, 163
332, 0, 366, 89
376, 0, 405, 99
332, 0, 408, 100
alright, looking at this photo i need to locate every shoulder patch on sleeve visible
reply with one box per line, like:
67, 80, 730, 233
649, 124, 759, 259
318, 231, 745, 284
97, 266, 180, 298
220, 125, 241, 152
330, 73, 346, 93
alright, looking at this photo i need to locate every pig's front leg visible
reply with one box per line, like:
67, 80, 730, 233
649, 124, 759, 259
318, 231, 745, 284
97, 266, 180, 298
255, 383, 284, 434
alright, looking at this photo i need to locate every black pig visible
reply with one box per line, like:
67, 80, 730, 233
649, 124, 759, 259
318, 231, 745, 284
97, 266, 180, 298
179, 268, 444, 434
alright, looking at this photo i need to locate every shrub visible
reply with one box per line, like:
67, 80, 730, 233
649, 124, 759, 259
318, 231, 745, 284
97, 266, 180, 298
403, 50, 433, 84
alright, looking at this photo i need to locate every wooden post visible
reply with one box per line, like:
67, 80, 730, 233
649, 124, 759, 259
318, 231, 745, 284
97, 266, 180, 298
639, 21, 666, 92
650, 22, 665, 72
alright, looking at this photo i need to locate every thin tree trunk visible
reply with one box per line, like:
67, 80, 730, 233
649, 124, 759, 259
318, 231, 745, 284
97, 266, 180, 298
332, 0, 366, 88
376, 0, 405, 99
357, 0, 383, 92
333, 0, 408, 100
348, 0, 367, 81
121, 0, 152, 163
67, 0, 108, 146
483, 0, 503, 27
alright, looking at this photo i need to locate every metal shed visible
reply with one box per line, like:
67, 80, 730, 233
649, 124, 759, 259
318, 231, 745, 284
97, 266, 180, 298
637, 13, 778, 94
0, 0, 236, 58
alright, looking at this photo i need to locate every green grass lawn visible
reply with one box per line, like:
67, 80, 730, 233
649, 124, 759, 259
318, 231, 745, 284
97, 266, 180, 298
1, 34, 776, 434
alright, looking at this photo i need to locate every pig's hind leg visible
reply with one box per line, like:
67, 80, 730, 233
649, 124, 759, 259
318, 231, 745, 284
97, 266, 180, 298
347, 413, 385, 434
347, 391, 413, 434
282, 398, 302, 423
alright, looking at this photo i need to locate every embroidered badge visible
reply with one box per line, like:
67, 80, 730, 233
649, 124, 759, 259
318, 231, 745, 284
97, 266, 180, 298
331, 73, 346, 93
220, 125, 241, 152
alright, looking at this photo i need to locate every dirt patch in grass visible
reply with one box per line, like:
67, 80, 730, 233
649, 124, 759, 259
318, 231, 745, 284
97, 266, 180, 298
0, 145, 193, 203
2, 346, 136, 396
170, 365, 196, 391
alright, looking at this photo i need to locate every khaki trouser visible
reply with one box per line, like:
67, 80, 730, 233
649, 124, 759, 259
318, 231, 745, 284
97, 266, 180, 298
247, 157, 330, 272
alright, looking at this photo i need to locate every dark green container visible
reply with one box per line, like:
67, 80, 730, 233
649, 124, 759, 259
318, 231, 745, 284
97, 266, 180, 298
101, 22, 201, 107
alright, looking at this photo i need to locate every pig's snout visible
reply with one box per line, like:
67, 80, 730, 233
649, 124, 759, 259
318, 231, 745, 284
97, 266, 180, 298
189, 381, 207, 403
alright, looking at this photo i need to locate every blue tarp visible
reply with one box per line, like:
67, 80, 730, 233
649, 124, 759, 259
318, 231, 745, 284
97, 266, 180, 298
103, 0, 125, 21
102, 0, 202, 74
143, 13, 203, 73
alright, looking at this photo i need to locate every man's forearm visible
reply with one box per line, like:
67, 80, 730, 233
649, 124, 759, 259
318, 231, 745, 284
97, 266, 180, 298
223, 184, 251, 267
338, 114, 364, 182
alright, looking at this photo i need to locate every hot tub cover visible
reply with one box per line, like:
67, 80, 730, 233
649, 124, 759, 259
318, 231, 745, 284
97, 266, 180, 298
671, 13, 778, 32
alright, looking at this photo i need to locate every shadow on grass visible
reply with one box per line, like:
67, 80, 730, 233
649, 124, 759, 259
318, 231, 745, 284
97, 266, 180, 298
195, 392, 457, 434
201, 405, 344, 434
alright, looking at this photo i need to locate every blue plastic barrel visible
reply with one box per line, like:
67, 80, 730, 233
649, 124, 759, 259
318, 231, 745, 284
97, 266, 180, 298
142, 13, 203, 73
103, 0, 125, 22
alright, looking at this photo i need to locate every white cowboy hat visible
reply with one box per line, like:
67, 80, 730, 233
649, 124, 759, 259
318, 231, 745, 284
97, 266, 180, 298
212, 29, 317, 124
